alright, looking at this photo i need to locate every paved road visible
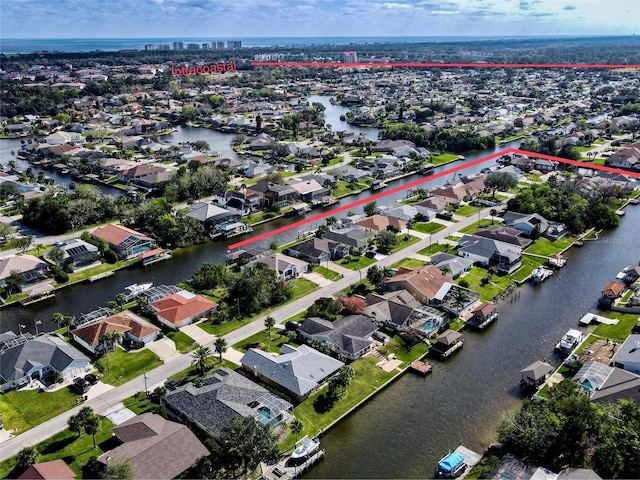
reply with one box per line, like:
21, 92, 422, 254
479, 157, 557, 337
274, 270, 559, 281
0, 207, 493, 462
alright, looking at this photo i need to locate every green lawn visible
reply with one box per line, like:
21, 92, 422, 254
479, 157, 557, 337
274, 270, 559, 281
122, 392, 156, 414
288, 356, 397, 450
0, 417, 115, 479
524, 236, 577, 256
66, 258, 138, 284
98, 348, 162, 386
412, 222, 446, 234
389, 258, 426, 269
314, 266, 343, 281
389, 234, 421, 254
233, 328, 299, 354
377, 332, 429, 364
290, 277, 319, 299
337, 255, 377, 270
417, 243, 451, 256
593, 312, 639, 342
431, 153, 460, 165
453, 205, 481, 217
458, 219, 501, 235
510, 256, 547, 283
457, 266, 513, 302
199, 317, 251, 337
0, 386, 78, 433
523, 173, 541, 182
166, 330, 197, 353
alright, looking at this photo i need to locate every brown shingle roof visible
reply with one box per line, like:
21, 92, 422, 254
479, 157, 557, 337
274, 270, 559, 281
71, 310, 159, 346
384, 265, 454, 300
18, 460, 75, 480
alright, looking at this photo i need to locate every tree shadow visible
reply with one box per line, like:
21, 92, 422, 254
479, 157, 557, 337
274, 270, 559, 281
313, 393, 336, 414
98, 436, 121, 452
41, 436, 76, 454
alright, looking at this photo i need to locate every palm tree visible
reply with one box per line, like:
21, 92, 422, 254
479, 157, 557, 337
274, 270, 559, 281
290, 418, 304, 442
451, 288, 470, 317
214, 337, 228, 363
85, 415, 100, 448
191, 346, 213, 375
264, 316, 276, 340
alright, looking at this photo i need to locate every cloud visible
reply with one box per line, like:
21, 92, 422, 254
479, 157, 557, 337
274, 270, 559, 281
563, 4, 577, 10
383, 2, 413, 9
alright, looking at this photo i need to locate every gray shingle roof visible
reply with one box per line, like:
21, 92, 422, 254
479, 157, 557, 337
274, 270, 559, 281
299, 315, 378, 355
241, 344, 344, 398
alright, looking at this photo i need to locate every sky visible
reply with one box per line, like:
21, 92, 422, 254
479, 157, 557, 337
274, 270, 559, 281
1, 0, 638, 39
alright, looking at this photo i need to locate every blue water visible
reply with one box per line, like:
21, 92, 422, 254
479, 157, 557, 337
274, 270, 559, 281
0, 35, 604, 55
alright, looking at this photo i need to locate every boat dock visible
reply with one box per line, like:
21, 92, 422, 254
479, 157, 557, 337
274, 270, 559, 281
86, 271, 115, 283
409, 360, 433, 375
456, 445, 483, 479
260, 450, 325, 480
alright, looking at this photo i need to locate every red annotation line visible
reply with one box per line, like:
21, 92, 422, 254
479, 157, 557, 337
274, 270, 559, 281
228, 149, 640, 251
250, 61, 640, 69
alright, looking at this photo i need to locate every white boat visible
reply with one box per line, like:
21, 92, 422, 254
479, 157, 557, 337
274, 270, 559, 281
555, 328, 585, 353
530, 266, 553, 284
124, 282, 153, 298
290, 436, 320, 461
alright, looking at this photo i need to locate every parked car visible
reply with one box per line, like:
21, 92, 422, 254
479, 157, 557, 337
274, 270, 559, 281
73, 377, 90, 394
164, 379, 179, 391
84, 373, 100, 385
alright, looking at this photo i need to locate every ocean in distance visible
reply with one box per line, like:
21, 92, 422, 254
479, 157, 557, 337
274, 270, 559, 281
0, 35, 599, 55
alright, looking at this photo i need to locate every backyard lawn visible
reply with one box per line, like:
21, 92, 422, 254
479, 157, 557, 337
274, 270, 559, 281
98, 348, 162, 386
0, 386, 78, 433
166, 330, 196, 353
431, 153, 460, 165
457, 267, 513, 302
524, 236, 577, 256
0, 417, 116, 479
593, 312, 639, 342
233, 328, 300, 354
510, 256, 547, 283
412, 222, 446, 234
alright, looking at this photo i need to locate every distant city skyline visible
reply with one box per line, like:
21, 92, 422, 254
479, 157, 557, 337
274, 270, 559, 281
1, 0, 638, 39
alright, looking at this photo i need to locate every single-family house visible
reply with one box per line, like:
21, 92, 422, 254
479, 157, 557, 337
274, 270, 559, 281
17, 460, 75, 480
97, 413, 209, 480
610, 334, 640, 375
502, 211, 550, 237
0, 333, 90, 392
323, 226, 376, 249
241, 344, 344, 402
354, 214, 406, 233
119, 164, 174, 188
364, 290, 447, 334
372, 139, 416, 153
91, 224, 155, 259
163, 367, 293, 438
48, 239, 100, 271
457, 235, 523, 274
429, 252, 473, 278
298, 314, 379, 360
599, 281, 626, 307
42, 131, 86, 145
286, 179, 329, 204
0, 254, 49, 290
574, 360, 640, 404
605, 141, 640, 171
149, 290, 217, 329
184, 202, 237, 230
249, 132, 276, 150
467, 302, 498, 329
383, 265, 456, 305
71, 310, 160, 354
431, 184, 480, 204
286, 238, 349, 264
473, 226, 532, 249
244, 253, 309, 281
246, 181, 298, 209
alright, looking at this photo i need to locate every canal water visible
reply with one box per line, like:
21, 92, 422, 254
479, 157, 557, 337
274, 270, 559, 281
304, 206, 640, 479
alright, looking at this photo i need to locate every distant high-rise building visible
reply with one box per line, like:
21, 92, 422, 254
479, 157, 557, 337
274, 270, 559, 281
343, 51, 358, 63
145, 44, 155, 51
173, 41, 184, 50
227, 40, 242, 49
202, 43, 210, 49
187, 43, 200, 50
212, 41, 225, 50
157, 44, 170, 50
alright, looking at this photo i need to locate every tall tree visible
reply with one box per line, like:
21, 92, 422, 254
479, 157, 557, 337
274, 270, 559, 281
290, 418, 304, 442
16, 446, 39, 470
264, 316, 276, 340
363, 201, 378, 217
214, 337, 228, 363
191, 345, 213, 375
5, 270, 25, 295
85, 415, 100, 448
220, 417, 279, 475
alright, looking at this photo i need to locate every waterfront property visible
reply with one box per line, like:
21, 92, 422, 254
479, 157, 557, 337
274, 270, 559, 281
364, 290, 447, 335
0, 254, 49, 290
610, 334, 640, 374
91, 224, 155, 260
430, 329, 464, 358
149, 290, 217, 329
97, 413, 209, 480
244, 252, 310, 281
0, 332, 90, 392
520, 360, 554, 389
240, 344, 344, 402
599, 281, 626, 307
162, 367, 293, 439
70, 310, 160, 354
573, 359, 640, 404
47, 239, 100, 271
467, 302, 498, 330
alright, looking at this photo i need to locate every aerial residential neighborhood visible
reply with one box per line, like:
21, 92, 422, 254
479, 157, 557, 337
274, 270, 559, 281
1, 16, 640, 480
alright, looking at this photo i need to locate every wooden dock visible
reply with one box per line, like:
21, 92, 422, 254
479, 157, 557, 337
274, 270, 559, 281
260, 450, 324, 480
409, 360, 432, 375
87, 271, 115, 283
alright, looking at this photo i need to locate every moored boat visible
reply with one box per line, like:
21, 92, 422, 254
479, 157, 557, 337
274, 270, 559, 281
435, 451, 467, 478
124, 282, 153, 299
555, 328, 585, 354
290, 436, 320, 463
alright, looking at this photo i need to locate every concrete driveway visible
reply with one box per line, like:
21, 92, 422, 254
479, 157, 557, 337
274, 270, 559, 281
145, 337, 181, 362
181, 323, 216, 346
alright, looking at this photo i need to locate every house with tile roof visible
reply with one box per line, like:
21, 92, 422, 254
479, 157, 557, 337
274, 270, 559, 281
149, 290, 217, 329
0, 333, 90, 392
97, 413, 209, 480
71, 310, 160, 354
383, 265, 456, 305
163, 367, 292, 438
0, 254, 49, 290
298, 314, 378, 361
354, 214, 406, 233
119, 163, 174, 188
241, 344, 344, 402
18, 460, 75, 480
91, 224, 155, 260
